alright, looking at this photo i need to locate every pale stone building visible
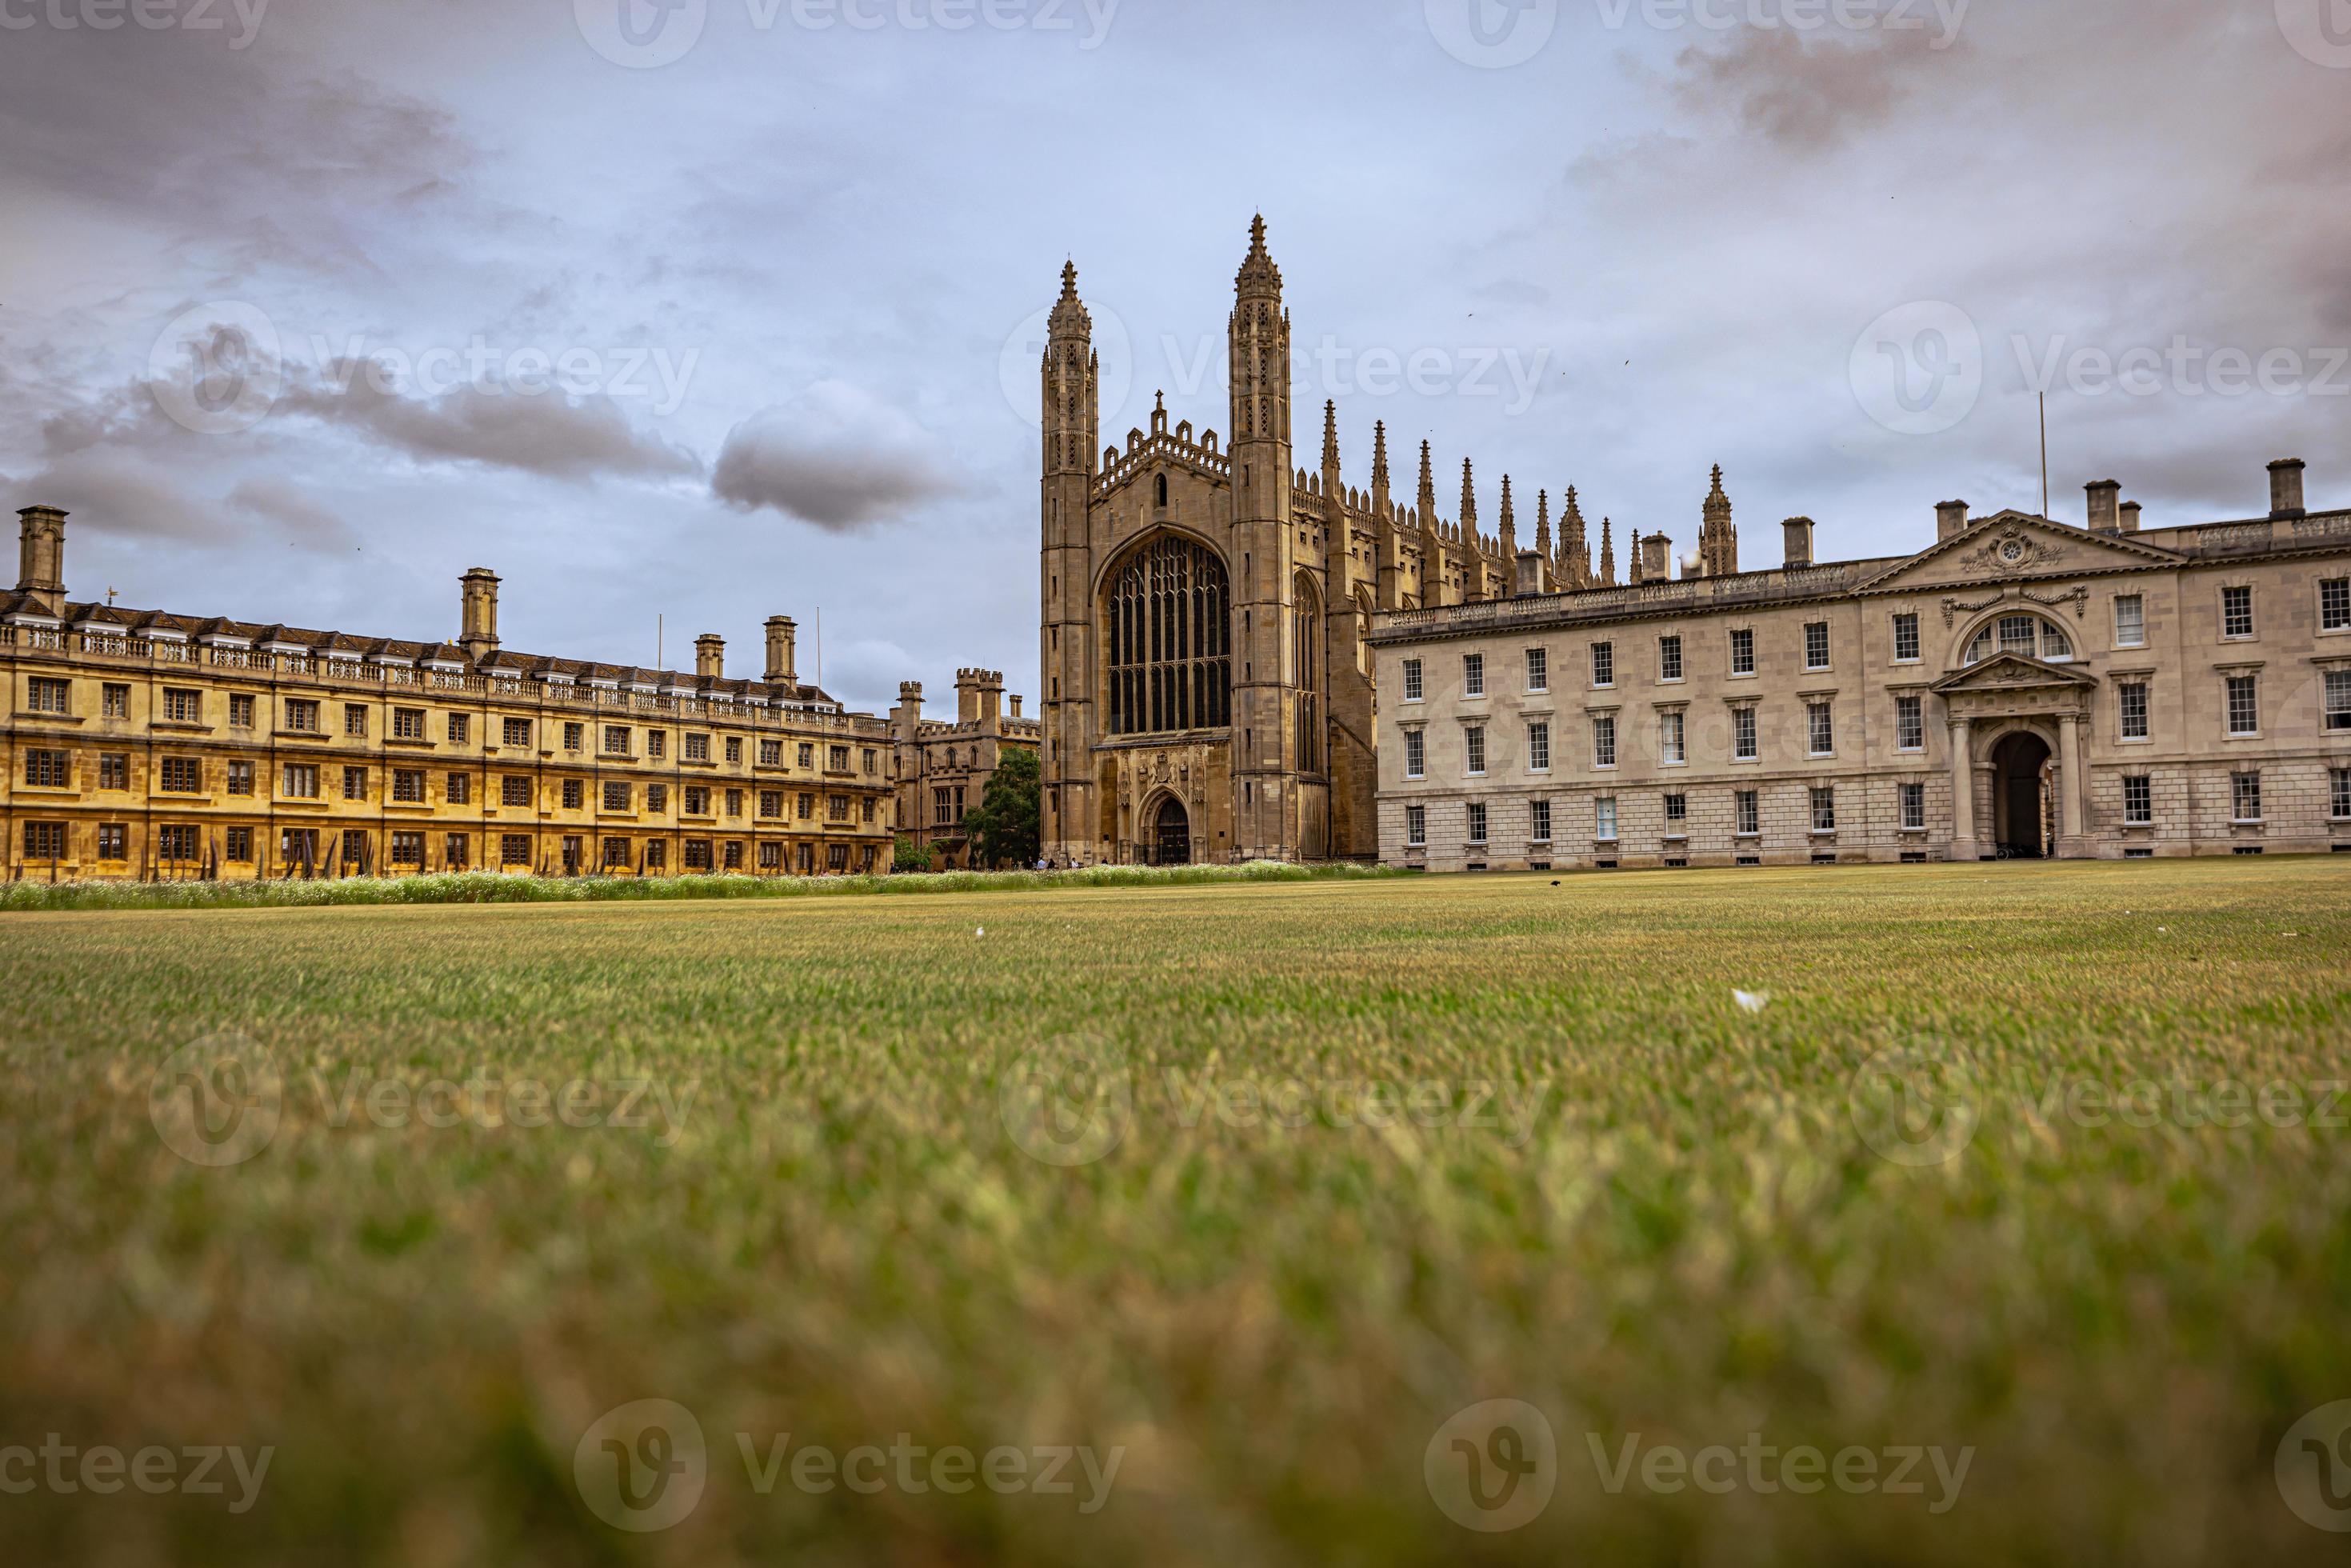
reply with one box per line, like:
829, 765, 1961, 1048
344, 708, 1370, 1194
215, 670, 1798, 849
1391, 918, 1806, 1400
890, 670, 1041, 868
0, 506, 899, 879
1370, 461, 2351, 870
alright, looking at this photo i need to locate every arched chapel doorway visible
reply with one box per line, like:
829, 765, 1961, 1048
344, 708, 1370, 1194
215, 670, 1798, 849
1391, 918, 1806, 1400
1152, 797, 1192, 867
1991, 731, 2054, 860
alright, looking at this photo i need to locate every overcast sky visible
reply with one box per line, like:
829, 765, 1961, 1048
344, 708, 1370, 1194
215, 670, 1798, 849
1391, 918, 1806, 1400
2, 0, 2346, 712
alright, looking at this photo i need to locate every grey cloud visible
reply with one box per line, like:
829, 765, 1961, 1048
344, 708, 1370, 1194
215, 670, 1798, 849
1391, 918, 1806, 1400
1667, 25, 1969, 151
712, 384, 958, 532
273, 370, 700, 482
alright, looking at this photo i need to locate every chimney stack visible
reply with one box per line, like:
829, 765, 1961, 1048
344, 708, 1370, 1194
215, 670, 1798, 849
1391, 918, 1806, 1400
458, 568, 501, 662
695, 634, 726, 680
15, 506, 67, 619
1783, 517, 1814, 570
2269, 458, 2307, 520
1010, 694, 1023, 718
1640, 533, 1672, 582
1936, 499, 1969, 541
2085, 479, 2121, 534
2119, 501, 2142, 534
1514, 550, 1543, 598
956, 668, 1004, 729
764, 616, 798, 686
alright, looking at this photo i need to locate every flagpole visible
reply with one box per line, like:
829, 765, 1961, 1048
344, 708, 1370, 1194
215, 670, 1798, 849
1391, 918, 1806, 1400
2040, 392, 2049, 520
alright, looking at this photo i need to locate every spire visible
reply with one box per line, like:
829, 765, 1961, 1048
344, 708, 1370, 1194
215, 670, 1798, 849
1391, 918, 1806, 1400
1498, 476, 1518, 558
1698, 462, 1738, 578
1321, 400, 1340, 472
1563, 486, 1589, 586
1371, 421, 1390, 492
1599, 516, 1617, 586
1535, 488, 1553, 559
1629, 526, 1646, 585
1235, 214, 1283, 301
1417, 441, 1437, 527
1048, 258, 1090, 340
1460, 458, 1477, 544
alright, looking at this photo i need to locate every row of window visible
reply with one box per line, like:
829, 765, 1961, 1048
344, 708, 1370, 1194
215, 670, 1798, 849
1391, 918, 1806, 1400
15, 822, 882, 874
1402, 581, 2351, 705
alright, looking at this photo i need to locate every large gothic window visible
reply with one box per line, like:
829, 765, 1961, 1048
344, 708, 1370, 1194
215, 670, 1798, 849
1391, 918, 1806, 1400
1293, 571, 1322, 776
1105, 536, 1231, 736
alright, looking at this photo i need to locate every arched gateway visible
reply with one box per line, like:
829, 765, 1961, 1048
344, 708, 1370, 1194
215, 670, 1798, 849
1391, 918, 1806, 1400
1152, 797, 1192, 866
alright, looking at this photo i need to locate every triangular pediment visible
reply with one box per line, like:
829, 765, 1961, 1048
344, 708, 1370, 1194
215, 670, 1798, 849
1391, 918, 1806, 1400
1929, 653, 2100, 694
1861, 511, 2183, 595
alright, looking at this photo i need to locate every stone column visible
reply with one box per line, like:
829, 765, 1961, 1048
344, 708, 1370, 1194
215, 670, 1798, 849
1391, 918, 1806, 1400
2057, 711, 2085, 854
1949, 716, 1975, 859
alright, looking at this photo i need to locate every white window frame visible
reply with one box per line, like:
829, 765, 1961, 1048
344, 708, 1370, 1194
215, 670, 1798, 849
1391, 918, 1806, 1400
1462, 654, 1485, 699
1527, 721, 1551, 774
2225, 674, 2260, 738
1892, 613, 1921, 664
2221, 585, 2256, 640
1807, 701, 1834, 758
2114, 594, 2146, 649
1590, 642, 1615, 690
1660, 710, 1686, 766
1900, 781, 1925, 831
1810, 786, 1837, 834
1804, 622, 1830, 671
1658, 634, 1684, 683
1729, 627, 1756, 677
1405, 804, 1427, 848
1464, 724, 1486, 778
1467, 802, 1489, 846
1593, 714, 1617, 770
1733, 705, 1758, 762
1401, 658, 1425, 702
2322, 578, 2351, 634
2123, 774, 2153, 826
1895, 694, 1924, 753
2332, 768, 2351, 822
1734, 790, 1759, 837
2118, 681, 2150, 742
1530, 799, 1553, 845
2231, 770, 2263, 824
1404, 729, 1425, 780
1525, 648, 1548, 694
1594, 797, 1618, 843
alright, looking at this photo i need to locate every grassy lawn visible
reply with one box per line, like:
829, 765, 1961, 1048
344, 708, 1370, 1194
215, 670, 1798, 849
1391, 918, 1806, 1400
2, 858, 2349, 1564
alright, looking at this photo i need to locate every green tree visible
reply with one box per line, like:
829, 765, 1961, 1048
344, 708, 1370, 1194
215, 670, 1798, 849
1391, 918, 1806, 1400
892, 835, 935, 874
962, 747, 1042, 870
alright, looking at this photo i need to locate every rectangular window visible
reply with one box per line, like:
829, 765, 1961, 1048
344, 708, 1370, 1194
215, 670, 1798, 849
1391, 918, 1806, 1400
562, 778, 585, 810
1893, 614, 1921, 663
1658, 635, 1684, 682
446, 773, 471, 806
99, 753, 129, 790
2124, 775, 2153, 825
393, 708, 426, 741
683, 839, 714, 871
1405, 730, 1425, 780
2324, 579, 2350, 633
1595, 798, 1618, 842
1664, 793, 1687, 825
1467, 802, 1488, 844
602, 781, 630, 813
760, 739, 784, 767
726, 788, 745, 819
97, 824, 127, 861
1525, 648, 1548, 694
390, 832, 426, 866
22, 822, 66, 859
1896, 694, 1924, 752
342, 766, 368, 801
2115, 594, 2146, 647
1530, 799, 1552, 843
230, 693, 256, 728
227, 827, 254, 863
2333, 769, 2351, 821
1462, 654, 1485, 698
1730, 628, 1755, 676
686, 734, 711, 762
647, 784, 668, 813
2119, 682, 2149, 741
497, 717, 529, 748
1661, 710, 1685, 766
760, 842, 785, 871
1590, 642, 1614, 688
158, 825, 199, 862
285, 698, 320, 734
723, 840, 746, 870
501, 834, 532, 866
562, 722, 584, 754
226, 761, 254, 797
1901, 782, 1925, 830
1593, 714, 1617, 769
26, 677, 70, 714
797, 742, 813, 769
1736, 790, 1759, 837
345, 704, 369, 738
1811, 787, 1837, 834
1465, 725, 1486, 776
648, 731, 668, 760
604, 725, 631, 755
1527, 722, 1550, 772
761, 790, 784, 820
161, 758, 206, 792
934, 786, 954, 825
103, 683, 130, 719
2227, 674, 2259, 736
2232, 771, 2263, 822
682, 786, 709, 816
724, 737, 743, 765
282, 764, 320, 799
163, 688, 202, 723
798, 793, 815, 820
2326, 670, 2351, 732
1734, 706, 1757, 761
393, 770, 426, 803
830, 745, 853, 774
1805, 622, 1830, 670
2223, 586, 2254, 638
23, 749, 69, 788
502, 775, 532, 807
447, 713, 470, 744
1405, 805, 1427, 847
1808, 702, 1833, 756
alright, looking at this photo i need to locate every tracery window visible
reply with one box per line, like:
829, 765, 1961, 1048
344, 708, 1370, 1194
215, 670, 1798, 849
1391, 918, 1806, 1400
1293, 572, 1322, 775
1965, 614, 2074, 665
1106, 536, 1231, 736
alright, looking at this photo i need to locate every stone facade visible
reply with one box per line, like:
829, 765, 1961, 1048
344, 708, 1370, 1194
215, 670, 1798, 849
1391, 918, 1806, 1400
1041, 219, 1585, 866
890, 670, 1041, 868
0, 509, 901, 878
1370, 462, 2351, 870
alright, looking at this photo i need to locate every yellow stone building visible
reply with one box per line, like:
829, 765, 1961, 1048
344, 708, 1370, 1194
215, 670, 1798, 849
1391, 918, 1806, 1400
890, 670, 1041, 869
0, 506, 898, 879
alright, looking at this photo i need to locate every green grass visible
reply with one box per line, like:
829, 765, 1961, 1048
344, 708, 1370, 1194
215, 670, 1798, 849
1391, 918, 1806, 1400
2, 858, 2349, 1564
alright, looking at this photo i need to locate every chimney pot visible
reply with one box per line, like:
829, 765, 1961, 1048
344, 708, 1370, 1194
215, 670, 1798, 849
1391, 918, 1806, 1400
2269, 458, 2307, 520
16, 505, 68, 619
763, 616, 798, 686
694, 634, 726, 681
1936, 499, 1969, 541
2085, 479, 2121, 534
2119, 501, 2142, 534
1782, 517, 1814, 570
458, 567, 501, 662
1513, 550, 1543, 598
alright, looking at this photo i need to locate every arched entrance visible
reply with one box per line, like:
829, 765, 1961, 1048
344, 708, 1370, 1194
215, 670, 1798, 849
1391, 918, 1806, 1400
1990, 731, 2053, 859
1152, 797, 1192, 866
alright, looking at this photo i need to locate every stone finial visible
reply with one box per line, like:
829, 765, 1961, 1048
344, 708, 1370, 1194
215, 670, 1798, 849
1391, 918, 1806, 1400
1598, 516, 1617, 586
1048, 258, 1091, 339
1460, 458, 1477, 535
1235, 214, 1283, 299
1535, 488, 1553, 559
1371, 421, 1390, 491
1321, 400, 1340, 471
1417, 440, 1438, 526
